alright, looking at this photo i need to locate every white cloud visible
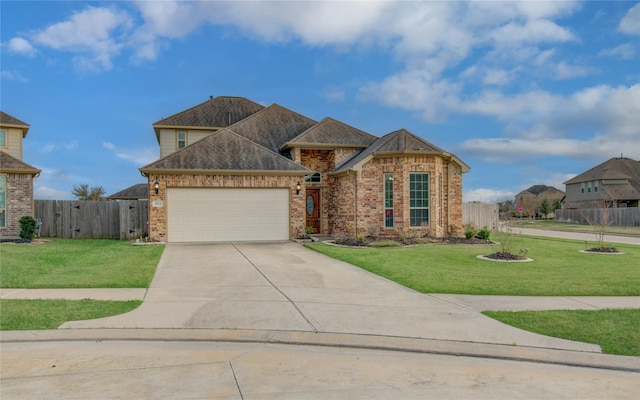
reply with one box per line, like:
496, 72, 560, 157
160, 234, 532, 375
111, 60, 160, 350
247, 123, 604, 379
619, 3, 640, 34
34, 185, 72, 200
103, 142, 157, 165
7, 37, 36, 56
554, 61, 594, 80
32, 6, 133, 71
599, 43, 636, 60
463, 188, 515, 203
0, 70, 28, 82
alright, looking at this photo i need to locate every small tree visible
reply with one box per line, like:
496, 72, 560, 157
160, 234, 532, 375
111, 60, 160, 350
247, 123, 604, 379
539, 198, 552, 219
19, 216, 37, 241
72, 184, 105, 200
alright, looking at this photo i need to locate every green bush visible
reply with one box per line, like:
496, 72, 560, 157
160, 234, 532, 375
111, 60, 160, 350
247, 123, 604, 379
464, 226, 476, 239
476, 227, 491, 240
18, 216, 37, 241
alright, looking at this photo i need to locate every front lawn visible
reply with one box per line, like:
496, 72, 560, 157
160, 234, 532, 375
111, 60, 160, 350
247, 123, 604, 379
507, 220, 640, 237
0, 239, 164, 288
306, 234, 639, 296
484, 309, 640, 356
0, 299, 141, 330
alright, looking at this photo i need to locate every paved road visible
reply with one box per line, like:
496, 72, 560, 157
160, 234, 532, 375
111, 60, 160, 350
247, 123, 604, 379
510, 225, 640, 245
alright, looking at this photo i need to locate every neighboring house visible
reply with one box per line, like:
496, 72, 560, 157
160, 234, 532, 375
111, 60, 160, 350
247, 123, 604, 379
0, 111, 41, 237
515, 185, 565, 217
563, 157, 640, 209
107, 183, 149, 200
140, 96, 469, 243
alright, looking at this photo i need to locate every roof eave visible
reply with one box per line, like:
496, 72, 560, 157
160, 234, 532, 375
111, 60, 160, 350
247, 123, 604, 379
0, 123, 30, 137
140, 168, 310, 176
0, 167, 41, 176
281, 142, 370, 151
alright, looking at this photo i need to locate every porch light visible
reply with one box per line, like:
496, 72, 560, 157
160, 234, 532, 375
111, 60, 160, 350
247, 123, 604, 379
296, 181, 301, 195
154, 178, 159, 195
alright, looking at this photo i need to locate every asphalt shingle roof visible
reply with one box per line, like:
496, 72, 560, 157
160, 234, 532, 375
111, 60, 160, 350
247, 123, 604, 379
564, 157, 640, 200
153, 96, 265, 129
228, 104, 317, 154
140, 128, 310, 173
107, 183, 149, 199
0, 111, 30, 137
284, 117, 377, 148
0, 150, 40, 174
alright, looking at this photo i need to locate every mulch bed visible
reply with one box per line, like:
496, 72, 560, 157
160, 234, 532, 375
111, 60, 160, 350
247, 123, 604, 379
484, 251, 527, 261
585, 246, 619, 253
334, 236, 493, 247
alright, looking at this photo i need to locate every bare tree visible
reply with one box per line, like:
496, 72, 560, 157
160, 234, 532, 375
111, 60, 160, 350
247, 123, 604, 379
582, 187, 617, 252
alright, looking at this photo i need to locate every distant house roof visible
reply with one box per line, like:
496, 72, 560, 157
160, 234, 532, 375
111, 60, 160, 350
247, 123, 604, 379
283, 117, 377, 149
107, 183, 149, 200
564, 157, 640, 200
0, 111, 30, 137
333, 128, 470, 174
227, 104, 317, 154
152, 96, 265, 141
140, 128, 310, 175
518, 185, 564, 196
0, 150, 40, 175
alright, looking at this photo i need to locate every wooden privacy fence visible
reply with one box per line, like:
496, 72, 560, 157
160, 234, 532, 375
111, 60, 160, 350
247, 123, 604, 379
555, 208, 640, 227
34, 200, 149, 240
462, 202, 499, 230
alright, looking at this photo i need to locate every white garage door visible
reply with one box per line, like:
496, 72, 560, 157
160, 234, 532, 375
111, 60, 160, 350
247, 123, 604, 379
167, 188, 290, 242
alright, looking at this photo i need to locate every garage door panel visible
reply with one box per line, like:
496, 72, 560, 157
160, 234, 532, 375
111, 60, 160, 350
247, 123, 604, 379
167, 188, 289, 242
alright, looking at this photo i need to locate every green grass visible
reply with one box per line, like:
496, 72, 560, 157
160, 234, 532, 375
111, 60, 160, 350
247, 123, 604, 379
507, 219, 640, 237
1, 239, 164, 288
306, 234, 639, 296
0, 299, 141, 330
483, 309, 640, 356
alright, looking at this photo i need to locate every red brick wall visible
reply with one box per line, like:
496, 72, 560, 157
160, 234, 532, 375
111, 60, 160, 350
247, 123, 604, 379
147, 173, 306, 242
1, 173, 35, 237
329, 155, 464, 238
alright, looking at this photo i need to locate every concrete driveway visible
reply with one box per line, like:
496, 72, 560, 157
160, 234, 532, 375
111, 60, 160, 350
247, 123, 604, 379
62, 242, 597, 351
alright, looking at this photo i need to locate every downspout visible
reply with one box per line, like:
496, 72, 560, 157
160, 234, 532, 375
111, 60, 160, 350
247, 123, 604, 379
353, 170, 358, 238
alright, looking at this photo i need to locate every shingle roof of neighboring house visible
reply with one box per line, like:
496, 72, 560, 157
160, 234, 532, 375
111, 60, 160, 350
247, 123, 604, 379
519, 185, 564, 196
140, 128, 310, 174
152, 96, 265, 141
0, 150, 41, 175
283, 117, 378, 149
107, 183, 149, 200
333, 128, 470, 174
228, 104, 317, 154
0, 111, 30, 137
564, 157, 640, 200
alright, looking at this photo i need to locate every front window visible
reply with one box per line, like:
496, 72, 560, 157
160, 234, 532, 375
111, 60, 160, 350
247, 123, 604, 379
594, 181, 599, 193
581, 183, 585, 193
384, 173, 393, 227
410, 173, 429, 227
0, 176, 6, 228
587, 182, 592, 193
305, 172, 321, 183
177, 131, 187, 148
0, 130, 6, 147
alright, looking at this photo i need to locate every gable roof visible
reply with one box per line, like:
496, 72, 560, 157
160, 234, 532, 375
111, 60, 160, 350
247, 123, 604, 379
283, 117, 377, 149
0, 150, 41, 175
0, 111, 30, 137
333, 128, 470, 174
228, 104, 317, 154
564, 157, 640, 184
107, 183, 148, 200
152, 96, 265, 140
140, 128, 310, 174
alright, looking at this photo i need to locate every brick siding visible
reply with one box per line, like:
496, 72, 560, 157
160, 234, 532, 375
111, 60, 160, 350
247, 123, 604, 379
0, 173, 35, 237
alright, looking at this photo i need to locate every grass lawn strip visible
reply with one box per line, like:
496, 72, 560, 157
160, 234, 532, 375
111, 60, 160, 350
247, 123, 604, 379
1, 239, 164, 288
306, 234, 640, 296
483, 309, 640, 356
0, 299, 141, 330
507, 220, 640, 237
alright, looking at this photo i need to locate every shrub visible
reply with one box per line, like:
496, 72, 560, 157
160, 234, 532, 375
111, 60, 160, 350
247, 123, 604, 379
464, 226, 476, 239
370, 240, 401, 248
19, 216, 37, 241
476, 227, 491, 240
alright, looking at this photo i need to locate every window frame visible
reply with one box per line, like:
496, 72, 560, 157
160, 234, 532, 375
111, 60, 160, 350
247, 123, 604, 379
305, 172, 321, 183
177, 131, 187, 149
0, 129, 6, 147
0, 175, 6, 228
384, 173, 394, 228
581, 182, 585, 194
409, 173, 430, 227
594, 180, 599, 193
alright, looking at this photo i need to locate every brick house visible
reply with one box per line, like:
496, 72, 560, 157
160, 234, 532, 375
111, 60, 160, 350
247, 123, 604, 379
0, 111, 41, 237
140, 96, 469, 242
514, 185, 565, 218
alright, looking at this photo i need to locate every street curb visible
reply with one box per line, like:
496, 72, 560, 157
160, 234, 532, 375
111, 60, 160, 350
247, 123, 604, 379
2, 328, 638, 373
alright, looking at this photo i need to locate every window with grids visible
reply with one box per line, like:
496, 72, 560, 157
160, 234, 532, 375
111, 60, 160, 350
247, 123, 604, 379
177, 131, 187, 148
0, 130, 6, 147
410, 173, 429, 227
384, 173, 394, 227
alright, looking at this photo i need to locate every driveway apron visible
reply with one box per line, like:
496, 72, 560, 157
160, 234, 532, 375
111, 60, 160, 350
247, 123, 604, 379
61, 242, 598, 352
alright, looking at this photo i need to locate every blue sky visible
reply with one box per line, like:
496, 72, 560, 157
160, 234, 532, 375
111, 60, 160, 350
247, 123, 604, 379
2, 0, 639, 202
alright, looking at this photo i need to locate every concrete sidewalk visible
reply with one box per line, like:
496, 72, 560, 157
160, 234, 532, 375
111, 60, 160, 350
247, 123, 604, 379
509, 225, 640, 245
